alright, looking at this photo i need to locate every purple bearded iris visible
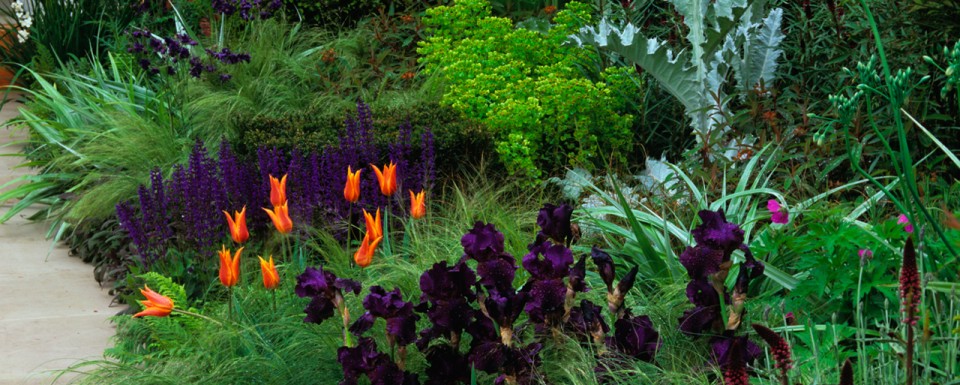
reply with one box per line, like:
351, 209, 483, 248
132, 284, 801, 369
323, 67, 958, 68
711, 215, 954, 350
534, 203, 575, 246
295, 266, 361, 324
521, 241, 575, 325
337, 337, 419, 385
607, 312, 661, 362
351, 286, 420, 348
415, 261, 477, 349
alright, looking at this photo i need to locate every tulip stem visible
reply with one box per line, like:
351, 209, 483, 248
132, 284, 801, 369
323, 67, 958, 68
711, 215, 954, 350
271, 290, 277, 314
172, 308, 223, 326
346, 205, 354, 267
382, 204, 392, 256
227, 286, 233, 322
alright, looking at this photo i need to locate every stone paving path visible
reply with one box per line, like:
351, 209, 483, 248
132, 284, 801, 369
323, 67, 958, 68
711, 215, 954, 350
0, 94, 117, 384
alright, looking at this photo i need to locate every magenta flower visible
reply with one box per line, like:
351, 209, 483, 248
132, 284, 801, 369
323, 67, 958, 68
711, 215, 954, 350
858, 248, 873, 265
767, 199, 789, 224
898, 214, 915, 233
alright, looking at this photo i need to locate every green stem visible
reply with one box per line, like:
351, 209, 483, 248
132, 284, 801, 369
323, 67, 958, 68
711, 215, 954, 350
218, 13, 225, 48
382, 201, 392, 256
172, 308, 224, 326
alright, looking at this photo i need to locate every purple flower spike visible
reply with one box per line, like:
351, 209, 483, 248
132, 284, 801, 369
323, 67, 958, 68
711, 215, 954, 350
608, 313, 661, 362
591, 246, 616, 292
767, 199, 789, 224
522, 241, 574, 280
462, 222, 506, 262
691, 209, 745, 258
536, 203, 575, 245
679, 245, 723, 279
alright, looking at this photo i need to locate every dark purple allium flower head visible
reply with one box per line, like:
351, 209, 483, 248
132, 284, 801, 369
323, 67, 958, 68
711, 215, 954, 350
523, 278, 568, 324
752, 324, 792, 378
462, 222, 506, 262
899, 237, 921, 325
295, 266, 360, 324
607, 313, 661, 362
691, 209, 745, 258
522, 241, 574, 280
566, 299, 608, 343
680, 245, 723, 279
591, 246, 616, 292
536, 203, 575, 246
424, 344, 470, 385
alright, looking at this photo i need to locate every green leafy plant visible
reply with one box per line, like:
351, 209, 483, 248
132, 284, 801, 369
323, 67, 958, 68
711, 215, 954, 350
419, 0, 633, 180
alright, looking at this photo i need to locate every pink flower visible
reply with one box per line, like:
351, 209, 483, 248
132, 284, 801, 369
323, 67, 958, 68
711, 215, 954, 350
858, 248, 873, 265
898, 214, 914, 233
767, 199, 789, 224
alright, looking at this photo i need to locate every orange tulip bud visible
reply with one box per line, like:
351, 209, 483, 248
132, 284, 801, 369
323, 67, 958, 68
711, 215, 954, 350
371, 162, 397, 196
354, 234, 383, 268
344, 166, 362, 203
263, 202, 293, 234
133, 285, 174, 318
223, 206, 249, 244
218, 245, 243, 287
269, 174, 288, 207
410, 190, 426, 219
363, 208, 383, 240
258, 256, 280, 290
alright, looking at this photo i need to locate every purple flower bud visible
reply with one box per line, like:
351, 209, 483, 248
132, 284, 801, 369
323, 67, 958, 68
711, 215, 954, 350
591, 246, 616, 292
568, 255, 588, 293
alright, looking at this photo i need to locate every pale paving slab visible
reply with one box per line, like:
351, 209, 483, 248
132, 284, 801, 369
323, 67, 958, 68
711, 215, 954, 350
0, 94, 117, 384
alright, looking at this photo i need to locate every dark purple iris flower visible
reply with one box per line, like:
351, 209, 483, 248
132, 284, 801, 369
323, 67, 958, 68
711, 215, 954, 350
476, 256, 517, 293
523, 278, 568, 324
352, 286, 420, 347
469, 341, 543, 384
566, 299, 608, 341
522, 241, 574, 280
295, 266, 361, 324
483, 288, 529, 329
337, 337, 418, 385
424, 344, 471, 385
608, 313, 661, 362
416, 261, 477, 347
591, 246, 616, 292
461, 221, 507, 262
536, 203, 574, 246
568, 255, 588, 293
679, 245, 723, 279
677, 279, 723, 336
691, 209, 745, 258
711, 333, 762, 368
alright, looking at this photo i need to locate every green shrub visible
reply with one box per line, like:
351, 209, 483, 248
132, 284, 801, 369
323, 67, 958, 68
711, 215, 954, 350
419, 0, 632, 180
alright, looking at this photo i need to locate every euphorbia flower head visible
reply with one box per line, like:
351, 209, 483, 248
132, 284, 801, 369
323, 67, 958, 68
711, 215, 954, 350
767, 199, 789, 224
691, 209, 745, 258
263, 202, 293, 234
344, 166, 362, 203
222, 206, 249, 243
536, 203, 574, 245
591, 246, 616, 292
258, 255, 279, 290
898, 214, 915, 233
295, 266, 362, 324
371, 162, 398, 196
900, 237, 921, 325
218, 245, 243, 287
608, 312, 661, 362
354, 234, 383, 268
410, 190, 426, 219
363, 208, 383, 240
268, 174, 287, 207
133, 285, 174, 318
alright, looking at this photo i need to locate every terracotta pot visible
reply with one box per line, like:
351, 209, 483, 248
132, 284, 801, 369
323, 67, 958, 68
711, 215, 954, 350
0, 25, 16, 88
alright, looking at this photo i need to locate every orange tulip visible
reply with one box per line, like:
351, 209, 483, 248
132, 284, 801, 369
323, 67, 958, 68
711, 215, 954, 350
344, 166, 362, 203
258, 256, 280, 290
133, 285, 175, 318
218, 245, 243, 287
222, 206, 249, 244
410, 190, 426, 219
269, 174, 288, 207
263, 202, 293, 234
371, 162, 397, 196
362, 208, 382, 240
354, 234, 383, 267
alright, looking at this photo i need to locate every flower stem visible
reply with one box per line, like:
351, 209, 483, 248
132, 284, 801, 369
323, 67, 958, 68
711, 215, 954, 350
172, 308, 223, 326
